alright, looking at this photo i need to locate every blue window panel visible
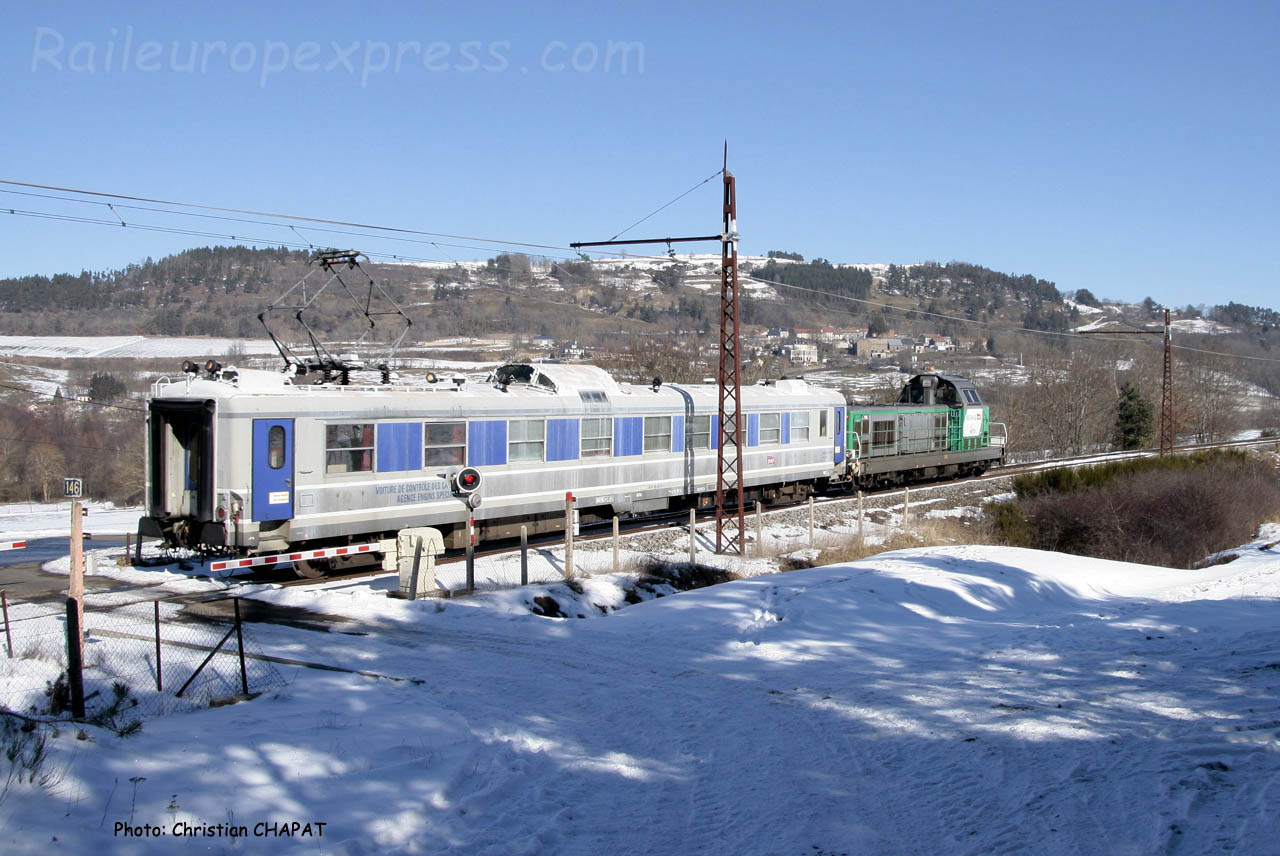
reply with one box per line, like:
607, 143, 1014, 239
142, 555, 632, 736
672, 415, 685, 453
614, 417, 643, 457
835, 407, 845, 464
712, 415, 719, 450
781, 412, 791, 445
547, 419, 579, 462
468, 421, 507, 467
376, 423, 422, 473
748, 413, 759, 447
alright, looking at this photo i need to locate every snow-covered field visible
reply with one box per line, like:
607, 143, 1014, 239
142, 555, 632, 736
2, 496, 1279, 854
0, 336, 280, 360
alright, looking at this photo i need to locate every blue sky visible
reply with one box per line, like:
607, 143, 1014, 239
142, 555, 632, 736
1, 1, 1276, 309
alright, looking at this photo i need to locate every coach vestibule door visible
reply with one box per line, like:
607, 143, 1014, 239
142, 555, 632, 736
252, 418, 295, 521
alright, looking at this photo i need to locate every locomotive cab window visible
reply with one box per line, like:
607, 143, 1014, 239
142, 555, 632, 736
581, 417, 612, 457
509, 419, 545, 462
688, 414, 712, 450
872, 419, 896, 450
643, 416, 672, 453
424, 422, 466, 466
326, 424, 374, 474
962, 389, 982, 405
267, 425, 286, 469
760, 412, 781, 445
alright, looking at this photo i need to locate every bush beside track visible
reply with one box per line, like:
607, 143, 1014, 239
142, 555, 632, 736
986, 450, 1280, 568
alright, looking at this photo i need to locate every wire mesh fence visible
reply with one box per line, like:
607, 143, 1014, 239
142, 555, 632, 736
0, 592, 287, 728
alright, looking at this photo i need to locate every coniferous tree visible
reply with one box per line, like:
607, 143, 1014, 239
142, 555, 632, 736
1114, 383, 1154, 450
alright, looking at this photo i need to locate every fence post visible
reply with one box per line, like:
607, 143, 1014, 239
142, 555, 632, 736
903, 486, 910, 531
564, 492, 575, 579
688, 508, 697, 564
154, 600, 162, 692
65, 597, 86, 719
1, 590, 12, 658
520, 525, 529, 586
234, 598, 248, 696
857, 490, 864, 550
808, 496, 815, 548
612, 516, 620, 573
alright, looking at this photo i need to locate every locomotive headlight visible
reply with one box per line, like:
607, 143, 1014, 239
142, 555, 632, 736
451, 467, 481, 496
181, 360, 199, 375
205, 359, 222, 376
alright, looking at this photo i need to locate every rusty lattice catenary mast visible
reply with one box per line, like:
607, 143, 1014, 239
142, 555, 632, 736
570, 153, 745, 553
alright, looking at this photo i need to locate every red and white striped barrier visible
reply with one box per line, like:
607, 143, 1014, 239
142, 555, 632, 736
0, 540, 27, 551
208, 541, 383, 573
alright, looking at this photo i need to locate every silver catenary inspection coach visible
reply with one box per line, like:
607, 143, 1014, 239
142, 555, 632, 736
139, 362, 858, 574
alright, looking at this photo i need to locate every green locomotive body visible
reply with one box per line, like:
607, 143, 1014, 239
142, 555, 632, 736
842, 374, 1005, 489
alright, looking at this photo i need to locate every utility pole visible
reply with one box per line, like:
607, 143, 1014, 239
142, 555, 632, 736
571, 147, 745, 553
715, 161, 745, 554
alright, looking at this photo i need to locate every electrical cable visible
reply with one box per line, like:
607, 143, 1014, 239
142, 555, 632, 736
4, 178, 1278, 365
608, 169, 722, 242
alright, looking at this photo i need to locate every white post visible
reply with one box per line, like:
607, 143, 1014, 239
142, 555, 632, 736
903, 486, 910, 531
688, 508, 697, 564
857, 490, 864, 550
808, 496, 815, 548
612, 516, 620, 573
755, 502, 764, 558
564, 492, 575, 579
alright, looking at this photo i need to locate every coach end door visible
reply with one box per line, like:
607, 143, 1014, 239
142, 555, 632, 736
252, 419, 294, 521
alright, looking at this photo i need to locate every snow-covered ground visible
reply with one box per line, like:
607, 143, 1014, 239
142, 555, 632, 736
2, 495, 1279, 854
0, 501, 141, 538
0, 336, 279, 359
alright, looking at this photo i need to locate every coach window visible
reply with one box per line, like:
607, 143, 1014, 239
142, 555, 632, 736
424, 422, 466, 466
688, 414, 712, 450
268, 425, 286, 469
509, 419, 546, 462
581, 417, 612, 457
819, 409, 829, 438
790, 411, 810, 443
760, 412, 781, 445
326, 424, 374, 474
643, 416, 672, 453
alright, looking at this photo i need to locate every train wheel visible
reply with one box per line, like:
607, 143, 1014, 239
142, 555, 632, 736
293, 557, 333, 578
